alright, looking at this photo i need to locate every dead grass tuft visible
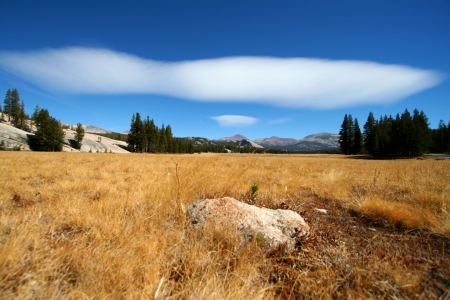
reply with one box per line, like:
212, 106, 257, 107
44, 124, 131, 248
360, 198, 440, 230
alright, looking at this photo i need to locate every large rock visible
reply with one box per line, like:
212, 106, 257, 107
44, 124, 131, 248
187, 197, 309, 252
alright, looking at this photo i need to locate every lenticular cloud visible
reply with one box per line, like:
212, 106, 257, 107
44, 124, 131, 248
0, 47, 443, 108
210, 115, 258, 127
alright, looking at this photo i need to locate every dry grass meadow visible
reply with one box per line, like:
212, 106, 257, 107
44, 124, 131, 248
1, 152, 449, 299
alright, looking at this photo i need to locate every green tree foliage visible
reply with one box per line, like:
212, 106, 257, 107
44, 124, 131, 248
362, 109, 431, 158
127, 113, 148, 152
431, 120, 450, 153
127, 112, 194, 154
353, 118, 363, 154
3, 89, 28, 129
339, 114, 350, 154
3, 89, 13, 121
9, 89, 21, 125
74, 123, 85, 149
31, 104, 40, 132
339, 114, 362, 155
127, 114, 136, 151
31, 109, 65, 151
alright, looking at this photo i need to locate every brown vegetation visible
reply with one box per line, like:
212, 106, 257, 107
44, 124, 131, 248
0, 152, 449, 298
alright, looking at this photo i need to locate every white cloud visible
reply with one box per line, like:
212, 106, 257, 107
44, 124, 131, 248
210, 115, 258, 127
0, 47, 444, 108
267, 118, 290, 125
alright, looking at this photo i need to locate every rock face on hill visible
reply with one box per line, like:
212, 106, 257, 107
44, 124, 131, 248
215, 134, 249, 142
64, 131, 129, 153
0, 123, 31, 150
187, 197, 310, 252
239, 139, 264, 148
0, 121, 129, 153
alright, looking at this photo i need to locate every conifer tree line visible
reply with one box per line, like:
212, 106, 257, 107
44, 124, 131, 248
338, 114, 362, 155
430, 120, 450, 153
127, 112, 194, 153
339, 109, 448, 157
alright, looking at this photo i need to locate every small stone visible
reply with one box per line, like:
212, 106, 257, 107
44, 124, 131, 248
313, 208, 328, 214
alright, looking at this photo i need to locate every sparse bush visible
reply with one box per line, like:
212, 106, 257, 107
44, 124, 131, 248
250, 182, 259, 201
255, 232, 265, 247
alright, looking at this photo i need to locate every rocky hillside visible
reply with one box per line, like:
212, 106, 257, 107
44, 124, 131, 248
0, 123, 32, 150
239, 139, 264, 148
0, 121, 129, 153
215, 134, 250, 143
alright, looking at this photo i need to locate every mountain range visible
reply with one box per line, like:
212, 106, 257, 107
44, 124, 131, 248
213, 133, 340, 151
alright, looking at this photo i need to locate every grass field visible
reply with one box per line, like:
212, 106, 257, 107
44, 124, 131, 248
0, 152, 449, 299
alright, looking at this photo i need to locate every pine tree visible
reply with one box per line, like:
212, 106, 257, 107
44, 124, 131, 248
18, 100, 27, 130
436, 120, 447, 152
31, 104, 40, 132
339, 114, 356, 155
411, 109, 431, 157
400, 109, 414, 157
352, 118, 362, 154
348, 114, 355, 154
32, 109, 65, 151
135, 113, 147, 152
127, 113, 147, 152
159, 124, 167, 153
363, 112, 376, 156
74, 123, 85, 149
127, 114, 137, 152
165, 125, 174, 153
146, 117, 158, 153
339, 114, 349, 155
3, 89, 12, 121
10, 89, 21, 125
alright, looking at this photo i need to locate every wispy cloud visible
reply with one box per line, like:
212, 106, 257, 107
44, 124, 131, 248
267, 118, 290, 125
210, 115, 258, 127
0, 47, 444, 108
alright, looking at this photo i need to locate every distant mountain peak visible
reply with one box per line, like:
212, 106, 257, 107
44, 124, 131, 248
216, 134, 249, 142
254, 136, 299, 147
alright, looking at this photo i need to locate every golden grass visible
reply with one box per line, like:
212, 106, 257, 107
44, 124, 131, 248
0, 152, 449, 299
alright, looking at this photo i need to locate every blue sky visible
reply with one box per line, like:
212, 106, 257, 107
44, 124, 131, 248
0, 1, 449, 140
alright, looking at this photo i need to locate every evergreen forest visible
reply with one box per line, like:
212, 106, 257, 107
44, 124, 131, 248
339, 109, 450, 158
126, 112, 194, 154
